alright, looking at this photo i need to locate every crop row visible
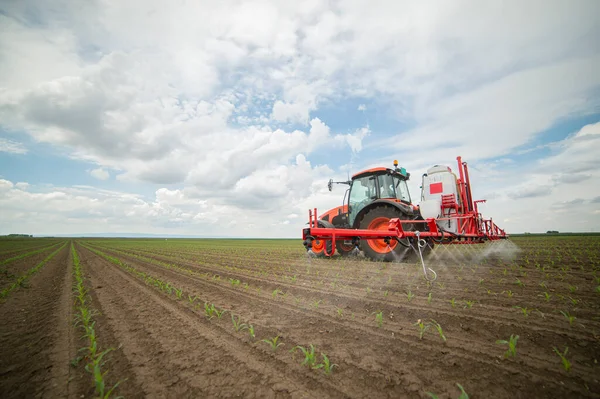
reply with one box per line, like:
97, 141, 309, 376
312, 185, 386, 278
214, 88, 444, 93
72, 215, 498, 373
81, 243, 340, 378
83, 242, 592, 384
0, 242, 67, 299
71, 243, 124, 398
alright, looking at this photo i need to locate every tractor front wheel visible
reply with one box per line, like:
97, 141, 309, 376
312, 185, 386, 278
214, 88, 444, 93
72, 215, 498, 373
358, 206, 415, 262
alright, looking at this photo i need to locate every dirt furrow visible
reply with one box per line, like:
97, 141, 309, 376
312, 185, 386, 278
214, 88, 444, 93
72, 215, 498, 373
94, 246, 600, 398
79, 244, 343, 399
0, 244, 73, 398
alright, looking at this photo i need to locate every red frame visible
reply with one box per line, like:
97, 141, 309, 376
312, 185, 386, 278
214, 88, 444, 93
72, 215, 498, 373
303, 156, 507, 253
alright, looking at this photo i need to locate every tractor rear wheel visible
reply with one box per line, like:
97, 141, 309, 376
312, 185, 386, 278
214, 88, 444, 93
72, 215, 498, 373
358, 206, 415, 262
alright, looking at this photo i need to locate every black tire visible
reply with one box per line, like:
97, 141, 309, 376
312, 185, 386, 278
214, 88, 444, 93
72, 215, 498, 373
311, 220, 334, 258
335, 239, 355, 256
358, 206, 416, 262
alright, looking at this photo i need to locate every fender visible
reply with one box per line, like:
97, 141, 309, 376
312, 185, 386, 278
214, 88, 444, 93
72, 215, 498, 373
352, 200, 414, 228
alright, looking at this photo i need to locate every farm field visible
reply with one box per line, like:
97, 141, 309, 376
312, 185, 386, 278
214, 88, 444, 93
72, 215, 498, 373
0, 236, 599, 398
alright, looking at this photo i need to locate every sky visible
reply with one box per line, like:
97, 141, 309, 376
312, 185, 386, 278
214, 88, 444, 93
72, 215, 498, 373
0, 0, 599, 237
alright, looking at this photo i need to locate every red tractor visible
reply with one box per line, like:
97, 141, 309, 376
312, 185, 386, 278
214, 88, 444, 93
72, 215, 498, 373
302, 156, 507, 264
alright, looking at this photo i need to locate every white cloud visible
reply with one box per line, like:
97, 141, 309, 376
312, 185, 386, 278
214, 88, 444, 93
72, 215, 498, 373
0, 0, 599, 235
0, 138, 27, 154
90, 168, 109, 180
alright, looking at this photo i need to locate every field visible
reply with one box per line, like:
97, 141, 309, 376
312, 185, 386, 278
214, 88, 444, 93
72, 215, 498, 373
0, 236, 599, 398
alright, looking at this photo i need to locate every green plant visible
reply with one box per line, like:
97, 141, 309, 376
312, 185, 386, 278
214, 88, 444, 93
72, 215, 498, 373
188, 295, 199, 304
231, 314, 248, 332
406, 290, 415, 302
373, 310, 383, 327
514, 306, 533, 317
261, 336, 284, 352
204, 302, 216, 319
430, 319, 446, 342
541, 291, 551, 302
427, 292, 432, 304
291, 344, 317, 367
312, 299, 322, 309
463, 300, 475, 309
336, 307, 343, 318
553, 346, 571, 372
427, 383, 469, 399
248, 324, 255, 338
414, 319, 430, 340
496, 334, 519, 358
450, 298, 456, 308
314, 352, 337, 375
560, 310, 576, 326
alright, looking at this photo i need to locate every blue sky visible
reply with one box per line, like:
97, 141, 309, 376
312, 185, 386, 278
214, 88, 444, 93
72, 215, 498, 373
1, 0, 599, 237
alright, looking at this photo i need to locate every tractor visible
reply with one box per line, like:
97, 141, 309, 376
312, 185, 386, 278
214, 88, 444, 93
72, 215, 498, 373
302, 156, 507, 265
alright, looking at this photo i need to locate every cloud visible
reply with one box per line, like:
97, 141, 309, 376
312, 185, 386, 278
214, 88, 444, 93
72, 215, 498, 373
0, 138, 27, 154
0, 1, 599, 235
508, 185, 553, 199
89, 168, 109, 180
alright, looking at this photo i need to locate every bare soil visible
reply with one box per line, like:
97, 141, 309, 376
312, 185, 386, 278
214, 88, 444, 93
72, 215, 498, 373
1, 237, 599, 398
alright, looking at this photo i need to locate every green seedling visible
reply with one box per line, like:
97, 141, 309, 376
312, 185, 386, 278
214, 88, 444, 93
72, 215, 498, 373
450, 298, 456, 308
427, 383, 469, 399
553, 346, 572, 372
188, 295, 199, 304
248, 324, 255, 338
427, 292, 432, 304
463, 300, 475, 309
314, 352, 337, 375
560, 310, 576, 326
515, 278, 524, 287
291, 344, 317, 367
568, 284, 577, 293
373, 311, 383, 328
406, 290, 414, 302
539, 281, 548, 289
430, 319, 446, 342
414, 319, 430, 340
215, 308, 227, 319
541, 291, 551, 302
312, 299, 322, 309
174, 287, 183, 300
229, 278, 241, 287
272, 289, 280, 298
204, 302, 216, 319
336, 307, 343, 318
514, 306, 533, 317
261, 336, 284, 352
496, 334, 519, 358
231, 314, 248, 332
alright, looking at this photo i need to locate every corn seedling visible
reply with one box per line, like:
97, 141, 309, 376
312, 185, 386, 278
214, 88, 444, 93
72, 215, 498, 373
272, 289, 280, 298
261, 336, 284, 352
231, 314, 248, 332
515, 278, 524, 287
553, 346, 572, 372
188, 295, 199, 304
514, 306, 533, 317
312, 299, 322, 309
406, 290, 414, 302
496, 334, 519, 358
541, 291, 551, 302
450, 298, 456, 308
414, 319, 430, 340
430, 319, 446, 342
463, 300, 475, 309
373, 310, 383, 328
248, 324, 255, 338
314, 352, 337, 375
204, 302, 216, 319
336, 307, 343, 318
291, 344, 317, 367
174, 287, 183, 300
427, 383, 469, 399
427, 292, 432, 304
560, 310, 576, 326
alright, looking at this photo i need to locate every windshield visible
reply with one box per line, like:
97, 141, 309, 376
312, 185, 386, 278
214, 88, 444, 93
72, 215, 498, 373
378, 174, 411, 203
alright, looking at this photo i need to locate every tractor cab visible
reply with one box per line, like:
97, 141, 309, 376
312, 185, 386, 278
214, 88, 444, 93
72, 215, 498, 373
327, 161, 412, 228
347, 162, 411, 226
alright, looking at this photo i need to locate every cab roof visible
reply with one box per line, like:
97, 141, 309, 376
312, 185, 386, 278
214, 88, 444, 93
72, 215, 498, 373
352, 167, 404, 180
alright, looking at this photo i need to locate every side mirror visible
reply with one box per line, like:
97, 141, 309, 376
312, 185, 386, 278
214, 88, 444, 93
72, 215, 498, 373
328, 179, 333, 191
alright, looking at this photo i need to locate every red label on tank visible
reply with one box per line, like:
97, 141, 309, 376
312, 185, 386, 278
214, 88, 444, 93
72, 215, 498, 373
430, 182, 443, 194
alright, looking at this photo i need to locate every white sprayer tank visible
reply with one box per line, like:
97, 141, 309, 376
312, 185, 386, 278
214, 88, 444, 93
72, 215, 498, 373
419, 165, 460, 233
